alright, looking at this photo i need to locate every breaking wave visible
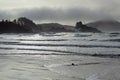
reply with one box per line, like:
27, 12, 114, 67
0, 32, 120, 58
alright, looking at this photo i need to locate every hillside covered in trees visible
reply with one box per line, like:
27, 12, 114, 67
0, 17, 101, 33
0, 17, 40, 33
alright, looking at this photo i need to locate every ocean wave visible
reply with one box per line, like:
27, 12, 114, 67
0, 47, 120, 58
0, 42, 120, 48
101, 39, 120, 42
19, 39, 68, 41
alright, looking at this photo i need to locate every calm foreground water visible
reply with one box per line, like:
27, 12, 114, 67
0, 32, 120, 80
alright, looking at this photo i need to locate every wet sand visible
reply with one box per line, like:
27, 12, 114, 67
0, 55, 120, 80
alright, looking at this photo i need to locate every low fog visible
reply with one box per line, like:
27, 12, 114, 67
0, 0, 120, 25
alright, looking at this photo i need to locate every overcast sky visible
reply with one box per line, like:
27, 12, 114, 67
0, 0, 120, 25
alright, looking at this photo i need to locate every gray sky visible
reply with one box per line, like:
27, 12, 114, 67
0, 0, 120, 25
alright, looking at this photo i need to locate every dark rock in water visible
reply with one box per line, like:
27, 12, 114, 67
72, 63, 75, 66
75, 21, 101, 33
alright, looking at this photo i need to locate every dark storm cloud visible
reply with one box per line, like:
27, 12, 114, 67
16, 7, 112, 23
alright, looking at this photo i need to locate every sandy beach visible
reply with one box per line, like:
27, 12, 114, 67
0, 55, 120, 80
0, 32, 120, 80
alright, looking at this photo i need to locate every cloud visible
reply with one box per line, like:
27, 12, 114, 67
15, 7, 113, 23
0, 10, 12, 19
0, 0, 120, 25
15, 0, 120, 22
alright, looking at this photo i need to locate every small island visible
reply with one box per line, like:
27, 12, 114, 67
75, 21, 101, 33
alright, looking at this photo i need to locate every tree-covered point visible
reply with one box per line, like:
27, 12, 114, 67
0, 17, 39, 33
0, 20, 29, 33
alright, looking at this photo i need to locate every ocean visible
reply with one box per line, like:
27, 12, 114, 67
0, 32, 120, 80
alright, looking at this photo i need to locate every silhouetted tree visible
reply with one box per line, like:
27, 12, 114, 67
13, 19, 17, 24
1, 19, 4, 22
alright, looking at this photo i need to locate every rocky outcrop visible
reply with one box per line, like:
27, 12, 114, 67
75, 21, 101, 32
